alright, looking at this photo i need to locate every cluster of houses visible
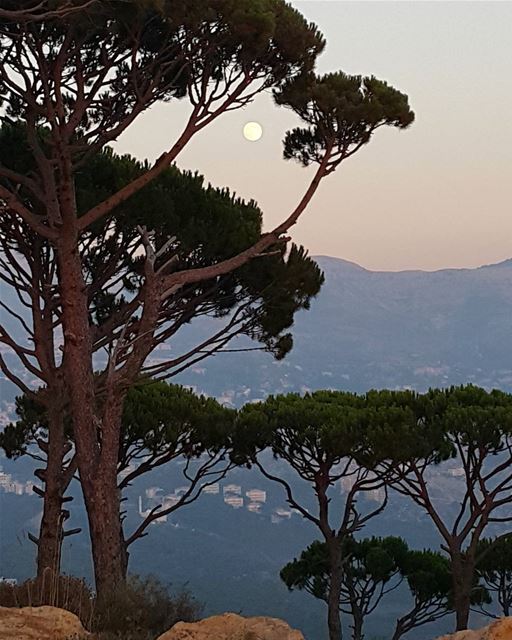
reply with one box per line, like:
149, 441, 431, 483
138, 482, 295, 524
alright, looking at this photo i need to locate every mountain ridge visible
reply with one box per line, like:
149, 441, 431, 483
311, 254, 512, 274
170, 253, 512, 404
2, 254, 512, 416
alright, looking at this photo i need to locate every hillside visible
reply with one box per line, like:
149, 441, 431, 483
170, 256, 512, 404
1, 256, 511, 640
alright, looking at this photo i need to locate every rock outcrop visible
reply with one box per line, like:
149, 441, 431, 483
436, 618, 512, 640
157, 612, 305, 640
0, 605, 89, 639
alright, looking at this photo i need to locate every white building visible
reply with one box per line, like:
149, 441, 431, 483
246, 489, 266, 503
224, 495, 244, 509
340, 476, 357, 493
366, 488, 386, 503
223, 484, 241, 496
271, 507, 293, 523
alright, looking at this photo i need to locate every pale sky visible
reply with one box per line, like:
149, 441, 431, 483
114, 2, 512, 271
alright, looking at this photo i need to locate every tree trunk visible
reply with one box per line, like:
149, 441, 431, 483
35, 406, 67, 583
391, 617, 409, 640
82, 470, 128, 598
351, 608, 364, 640
49, 146, 135, 601
76, 390, 131, 599
451, 552, 473, 631
36, 480, 64, 582
454, 590, 471, 631
327, 538, 343, 640
391, 623, 403, 640
502, 587, 510, 617
57, 227, 127, 597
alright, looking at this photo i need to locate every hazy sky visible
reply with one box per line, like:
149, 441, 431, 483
114, 2, 512, 271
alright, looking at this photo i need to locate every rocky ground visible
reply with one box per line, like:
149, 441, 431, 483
1, 606, 511, 640
0, 605, 89, 639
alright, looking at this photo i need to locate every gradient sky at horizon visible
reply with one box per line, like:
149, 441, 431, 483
113, 1, 512, 272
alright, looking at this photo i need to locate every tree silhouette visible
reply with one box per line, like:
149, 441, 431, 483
476, 536, 512, 617
0, 1, 413, 596
281, 537, 454, 640
0, 1, 97, 21
1, 381, 237, 578
234, 390, 422, 640
0, 130, 324, 580
370, 386, 512, 631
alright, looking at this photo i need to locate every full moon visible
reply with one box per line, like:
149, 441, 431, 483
243, 121, 263, 142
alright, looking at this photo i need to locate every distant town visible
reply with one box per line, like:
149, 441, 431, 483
137, 481, 295, 524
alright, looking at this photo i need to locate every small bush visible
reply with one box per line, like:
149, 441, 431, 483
0, 573, 201, 639
91, 575, 203, 640
0, 573, 94, 627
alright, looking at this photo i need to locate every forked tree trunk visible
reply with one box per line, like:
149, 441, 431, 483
57, 225, 128, 598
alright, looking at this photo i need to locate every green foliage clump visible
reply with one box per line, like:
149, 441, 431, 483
281, 536, 410, 604
281, 537, 454, 640
121, 381, 235, 459
476, 536, 512, 616
276, 71, 414, 169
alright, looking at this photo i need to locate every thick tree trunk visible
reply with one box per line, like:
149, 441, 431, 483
451, 552, 474, 631
84, 392, 130, 597
55, 156, 150, 599
82, 470, 128, 597
57, 227, 127, 598
327, 539, 343, 640
502, 583, 510, 617
454, 590, 471, 631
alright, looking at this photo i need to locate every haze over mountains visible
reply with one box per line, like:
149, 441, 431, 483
2, 254, 512, 420
172, 255, 512, 404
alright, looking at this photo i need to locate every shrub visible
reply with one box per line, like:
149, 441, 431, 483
0, 573, 201, 639
91, 575, 203, 640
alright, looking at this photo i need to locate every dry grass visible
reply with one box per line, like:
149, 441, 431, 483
0, 574, 202, 640
92, 575, 202, 639
0, 572, 94, 627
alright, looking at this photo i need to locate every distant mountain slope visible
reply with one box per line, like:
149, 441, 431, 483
2, 256, 512, 417
172, 256, 512, 403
